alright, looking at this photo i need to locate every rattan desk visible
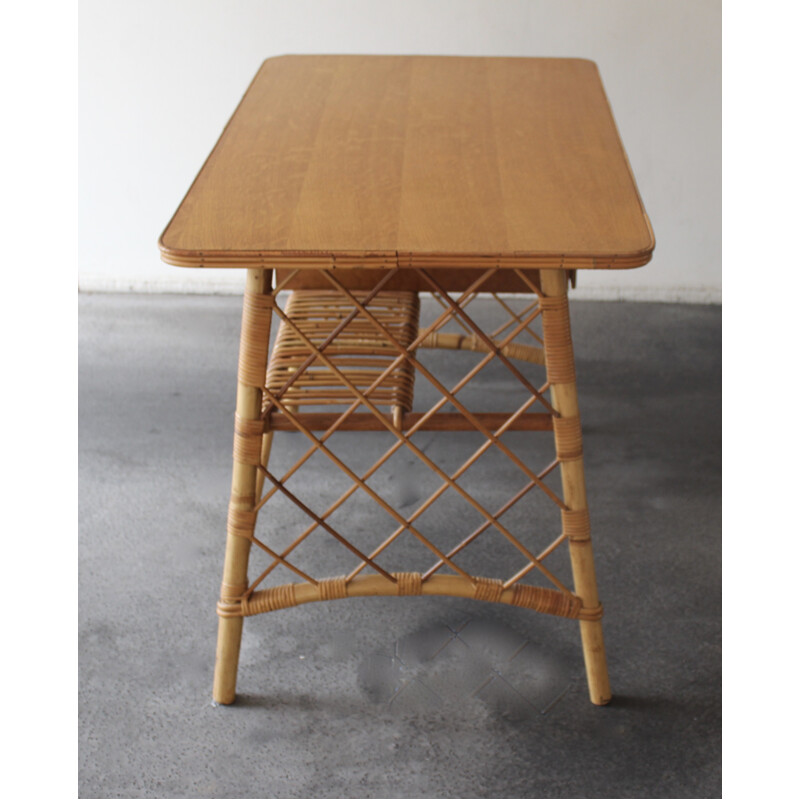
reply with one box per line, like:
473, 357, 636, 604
159, 55, 654, 706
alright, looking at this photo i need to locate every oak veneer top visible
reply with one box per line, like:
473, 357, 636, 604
159, 55, 654, 269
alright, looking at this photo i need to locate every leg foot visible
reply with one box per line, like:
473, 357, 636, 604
579, 618, 612, 705
213, 616, 244, 705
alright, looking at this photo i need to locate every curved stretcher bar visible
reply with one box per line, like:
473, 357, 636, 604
217, 573, 603, 622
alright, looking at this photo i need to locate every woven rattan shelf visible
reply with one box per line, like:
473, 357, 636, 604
266, 290, 420, 419
159, 55, 654, 708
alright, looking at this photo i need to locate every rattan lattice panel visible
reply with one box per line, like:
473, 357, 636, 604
222, 268, 601, 634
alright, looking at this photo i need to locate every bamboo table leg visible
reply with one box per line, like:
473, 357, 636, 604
213, 269, 273, 705
540, 269, 612, 705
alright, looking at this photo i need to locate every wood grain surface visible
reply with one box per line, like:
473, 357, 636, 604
160, 55, 654, 269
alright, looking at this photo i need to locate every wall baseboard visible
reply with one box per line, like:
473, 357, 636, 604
78, 275, 721, 305
568, 285, 721, 304
78, 275, 245, 295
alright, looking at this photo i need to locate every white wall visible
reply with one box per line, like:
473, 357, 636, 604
79, 0, 720, 302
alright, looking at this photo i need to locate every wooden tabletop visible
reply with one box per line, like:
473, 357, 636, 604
159, 55, 654, 270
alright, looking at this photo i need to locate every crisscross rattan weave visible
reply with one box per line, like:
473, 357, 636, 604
217, 269, 603, 634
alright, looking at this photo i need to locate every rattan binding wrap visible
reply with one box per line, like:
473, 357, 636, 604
540, 294, 576, 385
562, 508, 591, 543
553, 416, 584, 461
233, 414, 264, 466
238, 293, 274, 388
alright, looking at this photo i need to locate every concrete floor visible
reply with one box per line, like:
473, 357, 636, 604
79, 293, 721, 798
